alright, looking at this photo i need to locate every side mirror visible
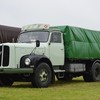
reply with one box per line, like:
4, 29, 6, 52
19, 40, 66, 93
36, 40, 40, 47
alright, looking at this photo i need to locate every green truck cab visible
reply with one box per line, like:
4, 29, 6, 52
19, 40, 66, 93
0, 24, 100, 87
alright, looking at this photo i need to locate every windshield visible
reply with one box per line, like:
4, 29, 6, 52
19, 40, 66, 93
18, 31, 49, 43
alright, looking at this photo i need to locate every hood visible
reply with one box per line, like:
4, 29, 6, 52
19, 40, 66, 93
2, 43, 45, 55
15, 43, 45, 55
0, 43, 46, 68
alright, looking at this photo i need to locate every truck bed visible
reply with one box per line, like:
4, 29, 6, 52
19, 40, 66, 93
51, 26, 100, 59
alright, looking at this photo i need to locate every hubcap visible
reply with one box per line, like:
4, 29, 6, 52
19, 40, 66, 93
39, 70, 48, 82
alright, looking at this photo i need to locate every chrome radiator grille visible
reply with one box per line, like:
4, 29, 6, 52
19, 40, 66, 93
0, 45, 9, 67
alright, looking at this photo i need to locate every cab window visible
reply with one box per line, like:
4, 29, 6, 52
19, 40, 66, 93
51, 32, 61, 43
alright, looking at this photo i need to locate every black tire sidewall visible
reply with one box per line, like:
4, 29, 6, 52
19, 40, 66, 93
0, 77, 13, 86
34, 63, 52, 88
91, 62, 100, 81
83, 72, 93, 82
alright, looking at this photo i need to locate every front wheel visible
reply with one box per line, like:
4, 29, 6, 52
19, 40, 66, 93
31, 63, 52, 88
0, 77, 14, 87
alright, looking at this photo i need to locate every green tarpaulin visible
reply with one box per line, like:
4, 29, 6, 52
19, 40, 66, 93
51, 26, 100, 59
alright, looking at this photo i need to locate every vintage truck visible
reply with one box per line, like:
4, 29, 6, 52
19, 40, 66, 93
0, 24, 100, 88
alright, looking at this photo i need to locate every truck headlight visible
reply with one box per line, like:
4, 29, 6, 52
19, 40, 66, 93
25, 58, 31, 65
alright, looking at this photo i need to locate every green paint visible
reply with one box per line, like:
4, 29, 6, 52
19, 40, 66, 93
0, 68, 33, 74
51, 26, 100, 59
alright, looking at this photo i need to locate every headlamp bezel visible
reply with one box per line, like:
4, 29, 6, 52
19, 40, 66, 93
25, 58, 31, 66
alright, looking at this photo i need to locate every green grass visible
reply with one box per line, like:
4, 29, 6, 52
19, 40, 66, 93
0, 77, 100, 100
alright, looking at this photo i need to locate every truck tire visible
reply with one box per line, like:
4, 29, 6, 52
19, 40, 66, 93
0, 77, 14, 86
31, 63, 52, 88
91, 62, 100, 81
83, 72, 93, 82
56, 73, 72, 81
83, 62, 100, 82
0, 80, 3, 86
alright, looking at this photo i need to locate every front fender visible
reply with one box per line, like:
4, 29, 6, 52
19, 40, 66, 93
20, 54, 52, 69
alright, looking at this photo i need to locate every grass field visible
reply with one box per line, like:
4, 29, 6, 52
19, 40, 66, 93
0, 77, 100, 100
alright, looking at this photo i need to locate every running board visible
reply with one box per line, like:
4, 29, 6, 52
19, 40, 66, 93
54, 70, 65, 73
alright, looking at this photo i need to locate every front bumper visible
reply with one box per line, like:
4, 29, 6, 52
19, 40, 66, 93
0, 68, 33, 74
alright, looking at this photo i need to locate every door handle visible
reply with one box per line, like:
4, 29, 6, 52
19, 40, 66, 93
61, 49, 64, 50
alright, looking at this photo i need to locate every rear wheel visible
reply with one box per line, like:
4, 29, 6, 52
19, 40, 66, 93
83, 72, 93, 82
56, 73, 73, 81
91, 62, 100, 81
83, 62, 100, 82
31, 63, 52, 88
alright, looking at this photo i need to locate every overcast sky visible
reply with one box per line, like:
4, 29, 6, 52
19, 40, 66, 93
0, 0, 100, 30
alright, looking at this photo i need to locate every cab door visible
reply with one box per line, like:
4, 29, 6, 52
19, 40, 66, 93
49, 31, 64, 66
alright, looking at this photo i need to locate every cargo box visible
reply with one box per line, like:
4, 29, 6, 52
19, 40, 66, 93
52, 26, 100, 59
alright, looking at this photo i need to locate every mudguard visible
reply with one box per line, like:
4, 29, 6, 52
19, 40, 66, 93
20, 54, 52, 69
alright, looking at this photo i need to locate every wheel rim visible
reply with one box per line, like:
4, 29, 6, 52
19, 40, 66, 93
39, 69, 48, 82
